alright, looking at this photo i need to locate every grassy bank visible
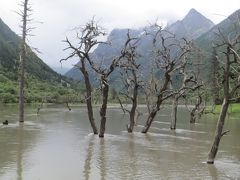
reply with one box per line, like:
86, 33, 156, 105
207, 103, 240, 114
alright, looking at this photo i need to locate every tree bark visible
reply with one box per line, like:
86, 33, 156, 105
142, 70, 170, 133
81, 63, 98, 134
127, 89, 138, 133
99, 78, 109, 138
190, 95, 202, 123
170, 96, 178, 129
190, 111, 196, 123
19, 0, 28, 123
141, 110, 158, 133
207, 48, 230, 164
207, 98, 229, 164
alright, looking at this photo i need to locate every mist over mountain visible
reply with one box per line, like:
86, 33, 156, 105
65, 8, 215, 83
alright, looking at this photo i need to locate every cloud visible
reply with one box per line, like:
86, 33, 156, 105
0, 0, 239, 70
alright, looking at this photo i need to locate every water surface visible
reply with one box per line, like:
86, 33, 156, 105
0, 104, 239, 179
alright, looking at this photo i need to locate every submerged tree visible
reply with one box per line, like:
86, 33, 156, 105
87, 56, 121, 138
61, 19, 106, 134
141, 25, 193, 133
185, 90, 205, 124
86, 31, 137, 137
207, 24, 240, 163
170, 61, 202, 129
118, 30, 143, 133
18, 0, 32, 122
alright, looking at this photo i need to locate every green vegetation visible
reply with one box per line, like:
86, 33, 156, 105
0, 72, 84, 103
0, 18, 84, 104
207, 103, 240, 114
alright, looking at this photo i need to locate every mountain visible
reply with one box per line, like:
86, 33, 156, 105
65, 28, 143, 81
0, 18, 60, 81
166, 8, 214, 39
65, 9, 215, 83
0, 18, 81, 103
196, 9, 240, 50
194, 9, 240, 80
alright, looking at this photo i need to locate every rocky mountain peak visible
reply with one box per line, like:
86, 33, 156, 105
166, 8, 214, 39
183, 8, 214, 26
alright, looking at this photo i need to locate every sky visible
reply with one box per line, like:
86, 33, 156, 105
0, 0, 239, 73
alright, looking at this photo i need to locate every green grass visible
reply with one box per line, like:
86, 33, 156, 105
228, 103, 240, 113
207, 103, 240, 114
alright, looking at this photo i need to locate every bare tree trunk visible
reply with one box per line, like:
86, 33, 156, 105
170, 96, 178, 129
190, 95, 202, 123
82, 67, 98, 134
190, 111, 196, 123
207, 98, 229, 164
61, 19, 107, 135
99, 79, 109, 138
207, 48, 230, 164
19, 0, 28, 123
127, 85, 138, 133
37, 100, 44, 114
19, 55, 25, 123
66, 102, 71, 111
142, 73, 168, 133
142, 110, 158, 133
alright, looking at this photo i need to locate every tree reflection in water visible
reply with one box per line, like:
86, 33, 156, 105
17, 124, 23, 180
83, 135, 94, 180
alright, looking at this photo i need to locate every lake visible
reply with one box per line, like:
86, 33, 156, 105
0, 104, 240, 180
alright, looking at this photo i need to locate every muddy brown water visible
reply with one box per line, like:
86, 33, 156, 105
0, 104, 239, 180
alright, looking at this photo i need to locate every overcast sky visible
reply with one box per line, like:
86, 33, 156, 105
0, 0, 239, 73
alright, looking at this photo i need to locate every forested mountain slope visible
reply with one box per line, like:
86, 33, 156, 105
0, 18, 81, 103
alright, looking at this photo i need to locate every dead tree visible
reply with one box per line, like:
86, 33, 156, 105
118, 30, 143, 133
61, 19, 106, 134
18, 0, 32, 122
185, 91, 205, 124
170, 61, 202, 129
141, 25, 193, 133
207, 24, 240, 163
87, 33, 135, 137
88, 59, 120, 138
144, 67, 161, 115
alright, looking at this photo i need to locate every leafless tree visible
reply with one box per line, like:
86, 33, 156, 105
87, 58, 120, 137
118, 30, 143, 132
141, 24, 193, 133
144, 67, 161, 115
86, 32, 136, 137
207, 20, 240, 163
17, 0, 33, 122
61, 18, 106, 134
185, 90, 205, 124
170, 60, 202, 129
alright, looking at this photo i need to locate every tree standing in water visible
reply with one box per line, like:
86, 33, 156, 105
141, 24, 193, 133
86, 29, 138, 137
118, 30, 143, 133
170, 64, 202, 129
207, 25, 240, 163
61, 19, 105, 134
18, 0, 32, 122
